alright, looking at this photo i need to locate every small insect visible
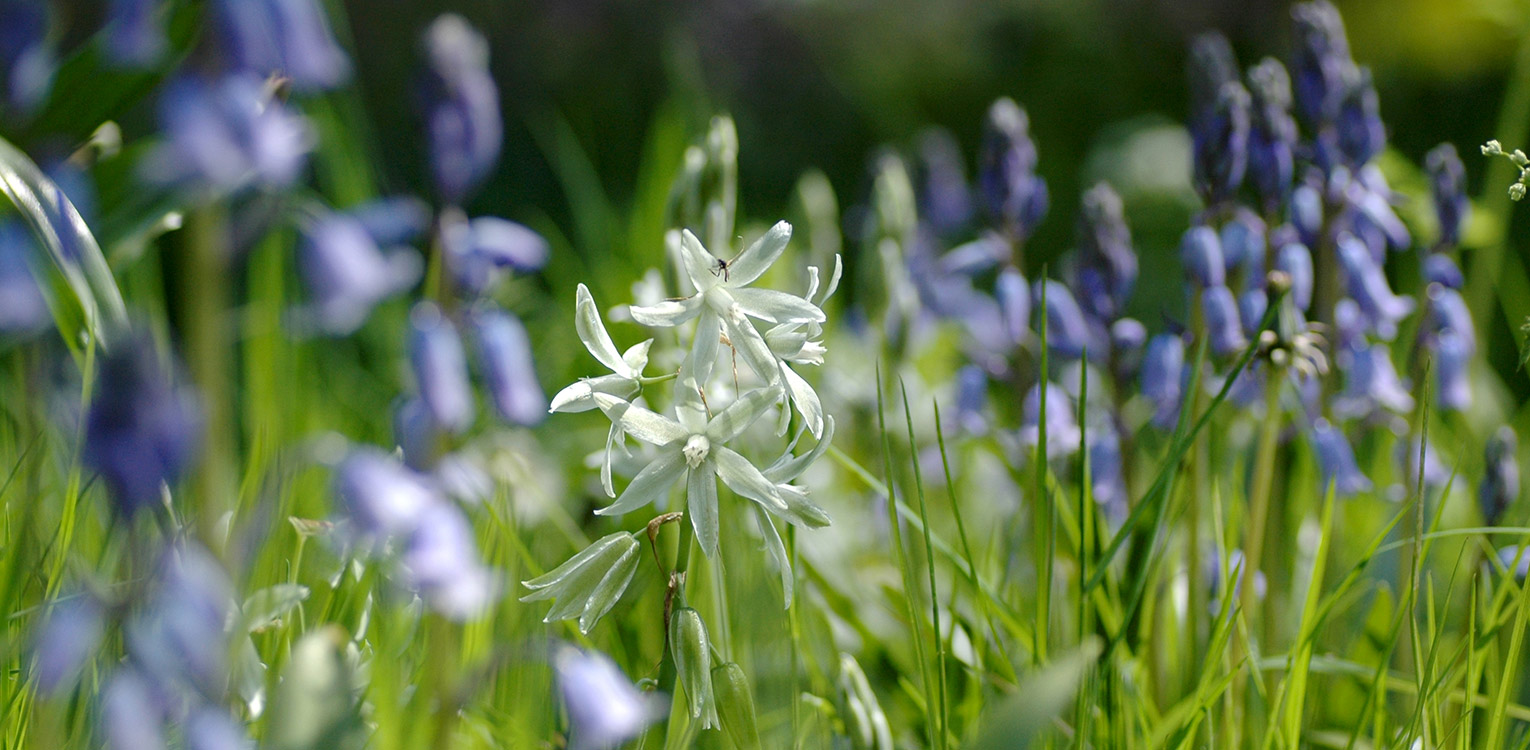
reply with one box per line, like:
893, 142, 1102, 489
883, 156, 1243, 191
709, 256, 731, 282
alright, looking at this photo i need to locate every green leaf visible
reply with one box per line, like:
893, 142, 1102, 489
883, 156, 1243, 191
241, 583, 310, 634
967, 639, 1102, 750
265, 626, 365, 750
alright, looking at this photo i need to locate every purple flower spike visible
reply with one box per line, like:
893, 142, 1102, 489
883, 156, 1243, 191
1188, 33, 1238, 128
1180, 225, 1225, 289
1291, 0, 1353, 128
186, 708, 253, 750
83, 338, 203, 517
1337, 67, 1385, 167
1220, 208, 1266, 280
1290, 182, 1324, 248
995, 267, 1030, 345
211, 0, 351, 91
1310, 418, 1372, 497
1141, 334, 1185, 430
1192, 81, 1251, 206
1424, 255, 1464, 290
915, 128, 973, 235
421, 15, 502, 205
1238, 288, 1268, 336
1202, 284, 1246, 356
1019, 382, 1080, 460
978, 98, 1048, 241
1274, 241, 1314, 311
1426, 285, 1475, 354
100, 668, 166, 750
410, 303, 475, 433
104, 0, 167, 68
1247, 58, 1298, 212
145, 74, 314, 193
32, 595, 104, 695
472, 308, 546, 426
1336, 233, 1413, 340
0, 1, 55, 114
1335, 343, 1414, 417
1480, 427, 1519, 526
444, 215, 550, 295
1075, 182, 1135, 321
1034, 279, 1091, 358
1434, 329, 1472, 413
1427, 143, 1469, 249
299, 210, 422, 335
0, 223, 49, 337
336, 446, 441, 538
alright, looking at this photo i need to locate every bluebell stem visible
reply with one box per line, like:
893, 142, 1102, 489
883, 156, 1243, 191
1188, 33, 1239, 130
185, 707, 253, 750
83, 338, 203, 517
1191, 82, 1251, 206
1433, 329, 1472, 412
555, 646, 664, 749
0, 0, 54, 114
409, 302, 475, 433
144, 74, 314, 194
1337, 67, 1385, 167
995, 267, 1030, 345
32, 596, 104, 695
1203, 284, 1247, 356
470, 307, 546, 426
210, 0, 350, 91
1425, 255, 1464, 289
402, 501, 501, 620
126, 542, 236, 698
1427, 143, 1469, 249
1247, 58, 1298, 213
1220, 208, 1266, 283
1019, 382, 1080, 460
335, 446, 441, 539
916, 128, 973, 236
298, 207, 423, 334
1180, 225, 1225, 289
1310, 418, 1372, 497
1075, 182, 1135, 322
977, 97, 1048, 243
0, 222, 49, 337
420, 15, 502, 205
1034, 279, 1093, 358
1274, 241, 1314, 311
442, 214, 550, 295
99, 667, 167, 750
1336, 233, 1413, 339
1141, 333, 1185, 430
1480, 426, 1519, 526
103, 0, 166, 68
1291, 0, 1352, 129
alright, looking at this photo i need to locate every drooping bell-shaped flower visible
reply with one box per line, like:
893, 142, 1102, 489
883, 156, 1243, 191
1336, 233, 1413, 340
995, 267, 1030, 345
103, 0, 167, 68
144, 74, 314, 194
442, 214, 550, 295
1192, 81, 1251, 206
297, 204, 423, 334
1202, 284, 1247, 356
1337, 67, 1385, 167
554, 647, 664, 750
1034, 279, 1093, 359
1310, 418, 1372, 497
522, 532, 641, 634
126, 542, 236, 698
915, 128, 973, 236
1434, 329, 1472, 412
1141, 333, 1185, 430
210, 0, 351, 91
1274, 241, 1314, 312
184, 708, 253, 750
31, 595, 104, 695
401, 501, 501, 620
335, 446, 441, 539
1074, 182, 1135, 322
1180, 225, 1225, 289
1220, 208, 1266, 282
420, 15, 501, 204
1426, 143, 1469, 250
471, 308, 545, 426
977, 97, 1048, 242
99, 667, 167, 750
1018, 382, 1080, 460
1291, 0, 1353, 128
1247, 57, 1298, 212
409, 303, 475, 433
1425, 255, 1464, 289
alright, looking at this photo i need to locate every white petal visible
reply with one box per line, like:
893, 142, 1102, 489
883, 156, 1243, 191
682, 307, 721, 394
729, 287, 825, 325
782, 365, 824, 439
766, 416, 835, 483
713, 446, 787, 513
819, 254, 843, 304
725, 220, 792, 288
621, 339, 653, 375
679, 229, 723, 292
597, 450, 686, 516
550, 374, 637, 414
575, 283, 626, 374
579, 543, 640, 633
593, 393, 688, 446
769, 483, 832, 528
707, 385, 780, 444
720, 306, 781, 385
601, 422, 621, 497
520, 531, 632, 593
753, 506, 793, 608
630, 296, 702, 327
688, 463, 720, 559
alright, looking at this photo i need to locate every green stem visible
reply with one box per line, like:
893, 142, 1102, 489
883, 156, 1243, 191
1469, 18, 1530, 343
182, 205, 236, 556
427, 615, 461, 750
1239, 361, 1284, 725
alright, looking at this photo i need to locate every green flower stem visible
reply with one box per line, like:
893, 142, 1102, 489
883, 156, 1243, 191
1469, 18, 1530, 340
182, 204, 236, 557
652, 495, 696, 748
1242, 361, 1284, 672
427, 614, 461, 750
1187, 293, 1208, 688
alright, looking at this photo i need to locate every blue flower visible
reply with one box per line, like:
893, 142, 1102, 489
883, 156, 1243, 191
1337, 67, 1385, 167
953, 364, 989, 436
471, 308, 545, 426
1087, 422, 1128, 523
1425, 285, 1474, 353
0, 1, 54, 114
1434, 329, 1471, 412
1290, 182, 1324, 248
977, 98, 1048, 242
1310, 418, 1371, 497
297, 205, 423, 334
1141, 333, 1184, 430
403, 501, 501, 620
555, 647, 664, 750
1480, 426, 1519, 526
103, 0, 166, 68
336, 446, 442, 539
31, 595, 104, 695
1345, 167, 1411, 256
83, 338, 203, 516
1426, 143, 1469, 250
1109, 317, 1147, 380
126, 542, 235, 698
1291, 0, 1352, 128
1180, 225, 1225, 289
1192, 81, 1251, 206
1247, 58, 1298, 212
994, 267, 1030, 346
421, 15, 502, 205
1238, 288, 1268, 336
1274, 241, 1314, 312
1334, 343, 1414, 417
185, 707, 253, 750
1075, 182, 1135, 322
1188, 33, 1238, 129
443, 214, 550, 295
1424, 255, 1463, 289
144, 74, 314, 194
1336, 233, 1413, 340
99, 667, 166, 750
210, 0, 351, 91
1220, 208, 1266, 283
0, 222, 49, 337
915, 128, 973, 236
1202, 284, 1246, 356
410, 303, 475, 433
1034, 279, 1092, 358
1018, 382, 1079, 460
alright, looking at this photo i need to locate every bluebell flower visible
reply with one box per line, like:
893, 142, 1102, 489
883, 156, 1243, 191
1018, 382, 1079, 460
1188, 33, 1238, 129
1395, 435, 1448, 491
99, 667, 166, 750
0, 0, 55, 114
1109, 317, 1147, 380
298, 207, 423, 334
126, 542, 235, 698
420, 15, 502, 205
554, 646, 664, 750
1034, 279, 1092, 358
83, 338, 203, 516
1425, 285, 1475, 353
402, 501, 501, 620
915, 128, 973, 236
1426, 143, 1469, 249
1310, 418, 1372, 497
995, 267, 1029, 346
1202, 284, 1246, 356
348, 197, 431, 247
104, 0, 166, 68
1141, 333, 1184, 430
1180, 225, 1225, 289
1191, 82, 1251, 206
1087, 422, 1128, 523
1239, 288, 1268, 336
1290, 182, 1324, 248
1345, 167, 1411, 257
953, 364, 989, 436
393, 397, 436, 470
0, 222, 49, 337
1337, 67, 1385, 167
1205, 547, 1267, 611
1480, 426, 1519, 526
442, 214, 550, 295
410, 303, 475, 433
1424, 255, 1463, 289
977, 98, 1048, 242
1434, 329, 1472, 412
32, 595, 104, 695
1220, 208, 1266, 283
1247, 58, 1298, 212
144, 74, 314, 194
335, 446, 441, 539
1336, 233, 1413, 339
1335, 343, 1414, 417
1075, 182, 1135, 322
470, 308, 546, 426
185, 707, 253, 750
210, 0, 351, 91
1291, 0, 1352, 128
1274, 241, 1314, 311
936, 233, 1007, 276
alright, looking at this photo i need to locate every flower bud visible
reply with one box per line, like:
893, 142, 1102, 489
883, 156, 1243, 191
1426, 143, 1469, 249
711, 662, 763, 750
1274, 242, 1314, 311
1202, 284, 1247, 356
420, 15, 502, 204
1180, 225, 1225, 288
1238, 288, 1268, 336
1247, 58, 1298, 212
409, 303, 474, 433
1424, 254, 1463, 289
1220, 208, 1266, 280
521, 532, 641, 634
1480, 426, 1519, 527
1311, 418, 1372, 497
1141, 334, 1185, 430
1075, 181, 1135, 321
471, 308, 546, 426
1337, 66, 1384, 166
1291, 0, 1353, 128
995, 267, 1030, 345
669, 607, 716, 727
1192, 81, 1251, 205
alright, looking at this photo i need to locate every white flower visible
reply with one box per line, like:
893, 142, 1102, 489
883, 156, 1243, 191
592, 387, 787, 558
763, 255, 841, 437
550, 283, 654, 414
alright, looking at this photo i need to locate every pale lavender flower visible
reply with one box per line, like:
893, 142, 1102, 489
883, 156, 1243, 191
104, 0, 166, 68
1337, 67, 1385, 167
1180, 225, 1225, 289
1425, 285, 1475, 354
210, 0, 351, 91
555, 647, 664, 750
1239, 288, 1267, 336
1424, 255, 1463, 289
953, 364, 989, 436
1346, 167, 1411, 257
0, 222, 49, 336
410, 303, 475, 433
995, 267, 1029, 345
1202, 284, 1246, 356
1018, 382, 1079, 460
915, 128, 973, 235
1219, 208, 1266, 281
978, 98, 1048, 241
1141, 333, 1184, 429
1291, 0, 1352, 128
99, 668, 166, 750
402, 501, 501, 620
393, 397, 436, 470
443, 215, 550, 295
32, 595, 104, 695
471, 308, 545, 425
421, 15, 501, 204
1075, 182, 1135, 322
126, 543, 235, 698
185, 707, 253, 750
1034, 279, 1092, 358
1480, 426, 1518, 526
1311, 418, 1372, 497
1335, 343, 1414, 417
335, 446, 440, 539
1337, 233, 1413, 339
1434, 329, 1471, 412
145, 74, 314, 193
83, 338, 203, 517
298, 206, 423, 334
1290, 182, 1324, 248
1274, 241, 1314, 311
1192, 82, 1251, 206
1110, 318, 1147, 380
1088, 422, 1127, 522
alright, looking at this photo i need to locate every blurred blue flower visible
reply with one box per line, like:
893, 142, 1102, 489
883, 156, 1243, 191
1034, 279, 1092, 358
99, 667, 166, 750
1109, 317, 1147, 380
1480, 426, 1518, 526
127, 543, 235, 699
393, 397, 437, 470
298, 206, 423, 334
1018, 382, 1079, 460
1434, 329, 1472, 412
915, 128, 973, 236
1396, 435, 1448, 491
1180, 225, 1225, 289
1424, 145, 1468, 252
1191, 81, 1250, 206
403, 501, 500, 620
1141, 333, 1184, 429
104, 0, 166, 68
443, 214, 550, 295
1291, 0, 1352, 128
210, 0, 351, 91
1247, 58, 1298, 213
471, 308, 545, 426
1074, 182, 1135, 322
0, 0, 54, 114
1336, 233, 1412, 339
410, 303, 475, 433
1188, 33, 1238, 129
555, 646, 664, 750
1337, 67, 1384, 167
421, 15, 502, 204
1310, 418, 1371, 497
1425, 285, 1475, 353
1220, 208, 1266, 283
349, 197, 432, 247
994, 267, 1029, 346
977, 98, 1047, 242
1424, 255, 1463, 289
336, 446, 441, 539
1238, 288, 1267, 336
83, 338, 203, 516
953, 364, 989, 436
1202, 284, 1246, 356
1345, 168, 1411, 257
0, 222, 49, 337
32, 595, 104, 695
1290, 182, 1324, 249
1335, 343, 1414, 417
185, 707, 253, 750
145, 74, 314, 194
1274, 241, 1314, 312
1088, 422, 1127, 523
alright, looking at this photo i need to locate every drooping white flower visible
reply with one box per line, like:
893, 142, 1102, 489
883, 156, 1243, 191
763, 255, 841, 437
